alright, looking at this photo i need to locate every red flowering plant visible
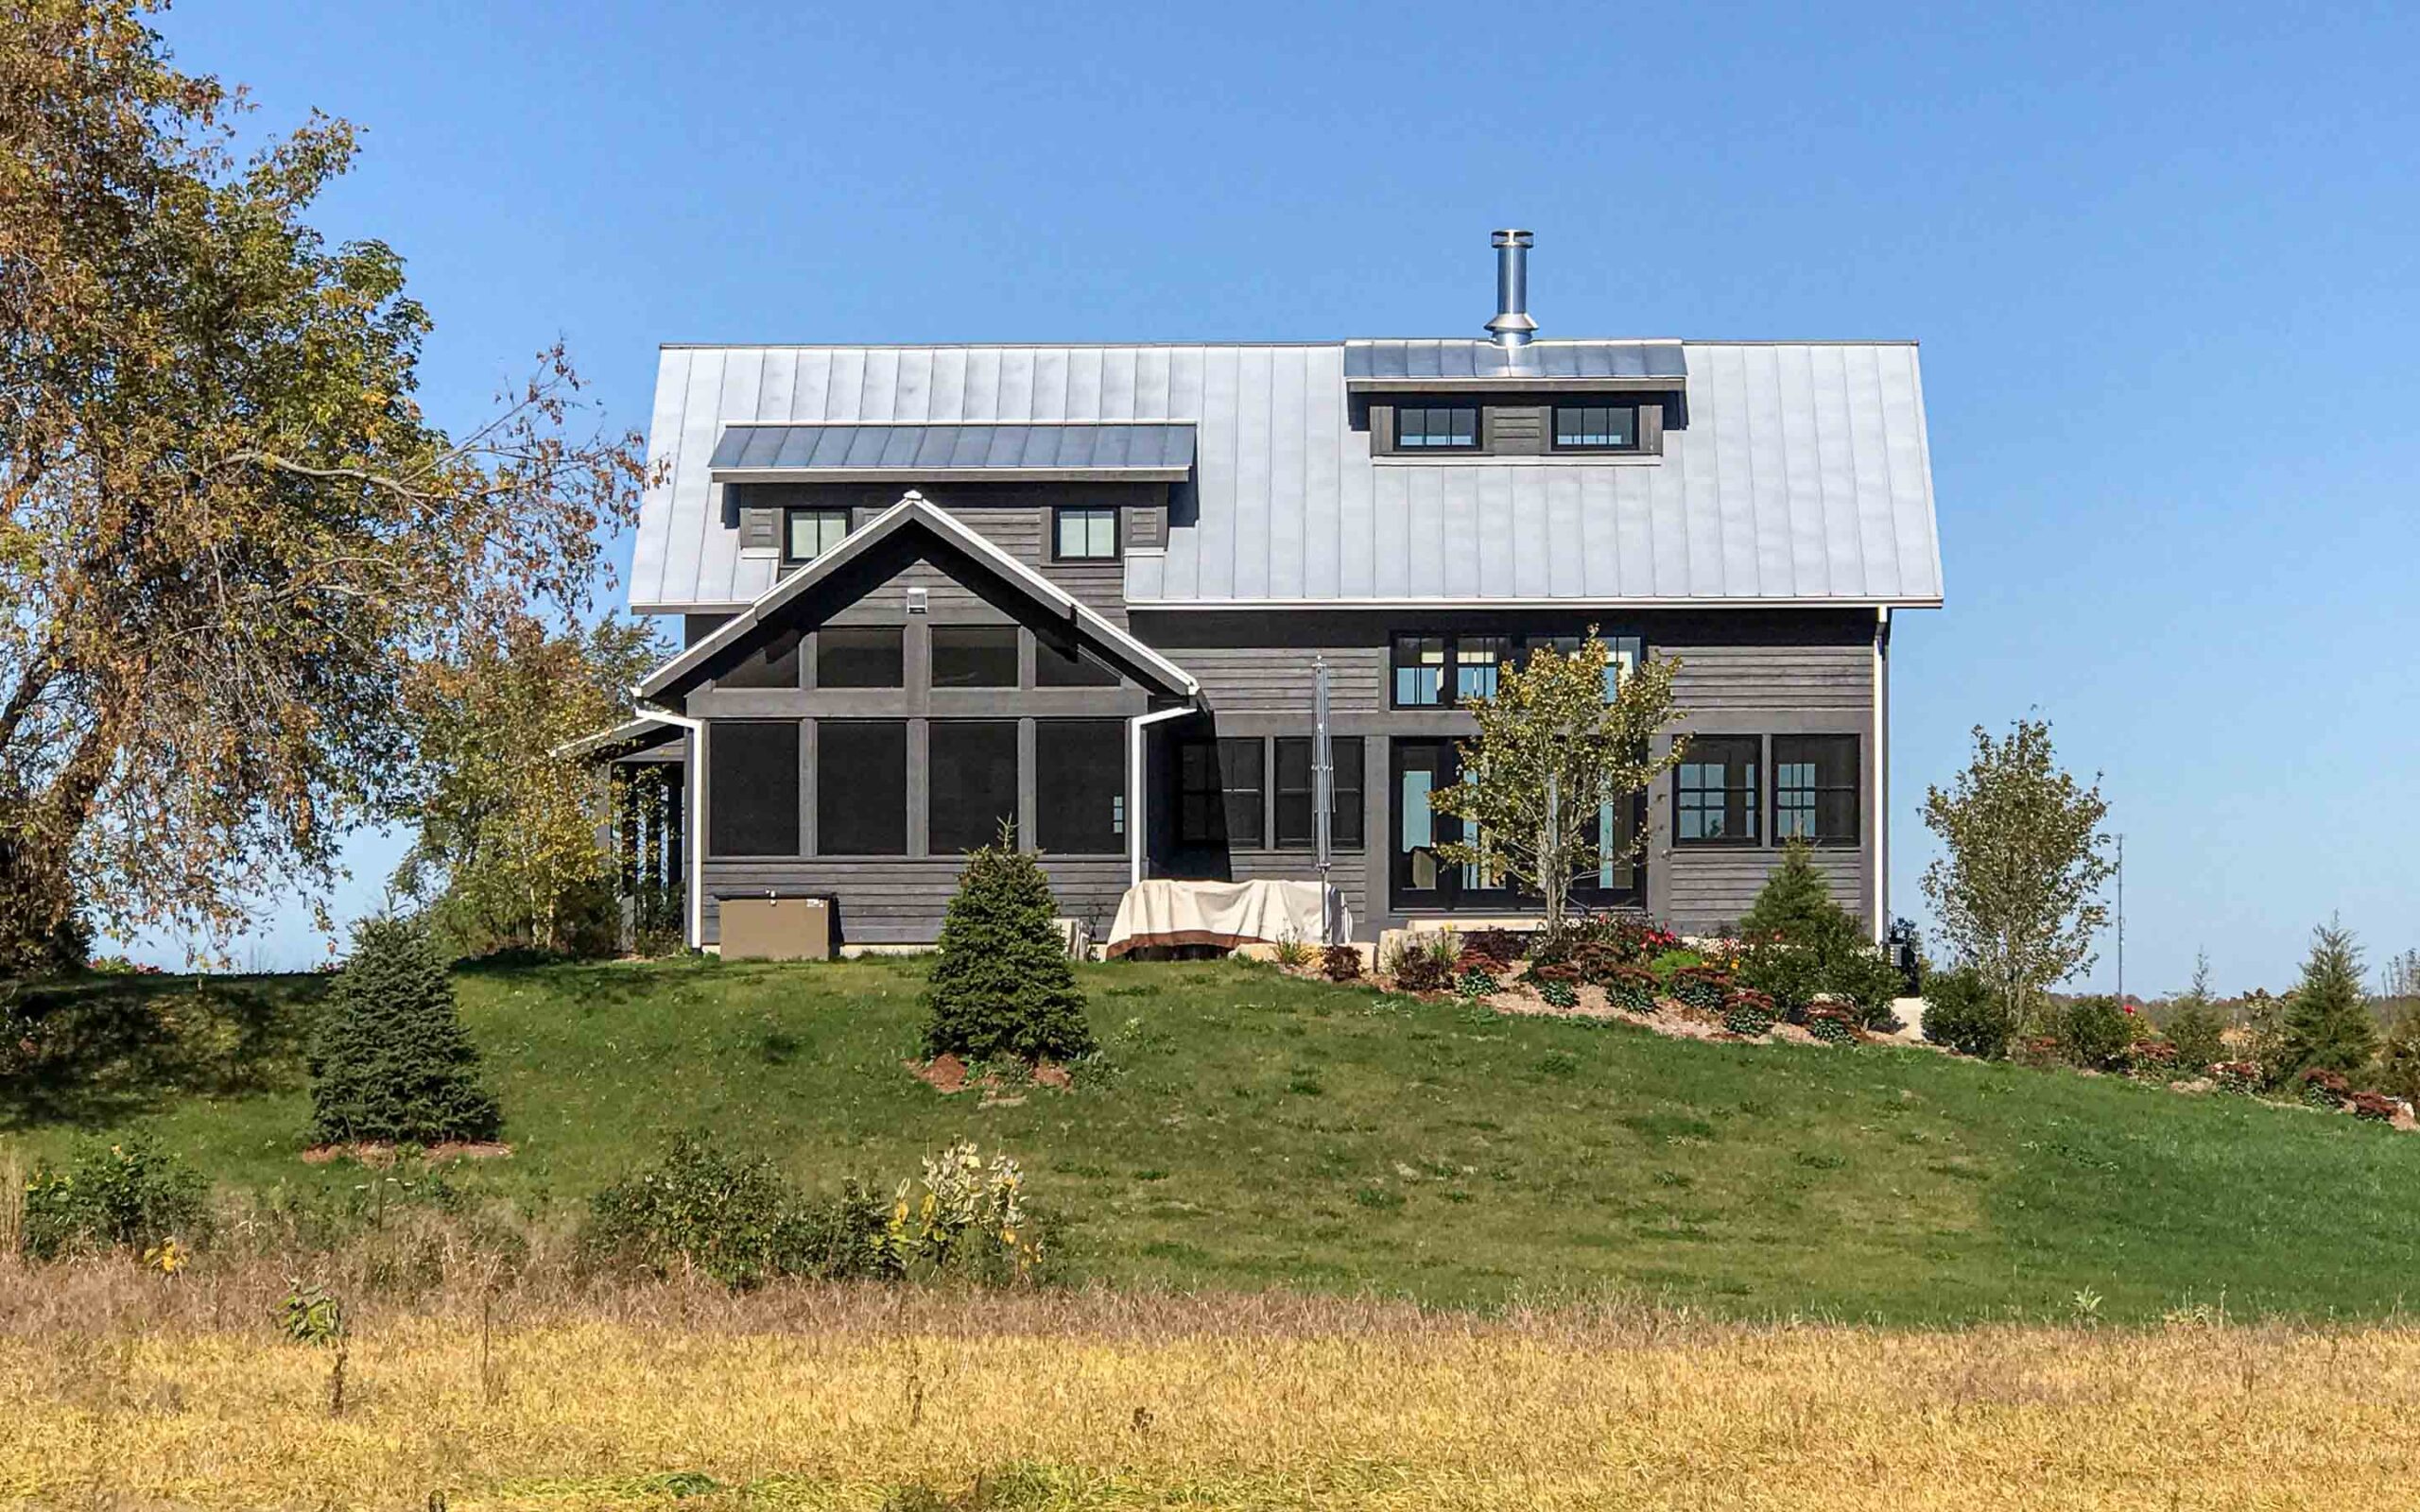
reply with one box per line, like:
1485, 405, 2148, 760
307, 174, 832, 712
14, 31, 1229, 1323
2125, 1039, 2179, 1081
2349, 1091, 2398, 1124
2297, 1067, 2353, 1111
1668, 965, 1733, 1016
2210, 1060, 2262, 1094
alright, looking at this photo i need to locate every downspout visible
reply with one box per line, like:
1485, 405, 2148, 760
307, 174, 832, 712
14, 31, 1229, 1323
1128, 703, 1197, 887
1873, 607, 1891, 945
636, 695, 707, 953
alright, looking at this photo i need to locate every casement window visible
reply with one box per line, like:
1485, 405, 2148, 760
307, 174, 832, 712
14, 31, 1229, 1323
1395, 632, 1643, 708
1177, 737, 1263, 848
817, 721, 907, 855
930, 625, 1019, 688
1054, 506, 1119, 560
1035, 639, 1119, 687
785, 507, 851, 563
1392, 404, 1480, 451
815, 627, 903, 688
1454, 635, 1512, 702
1552, 404, 1640, 451
717, 627, 801, 689
1675, 735, 1761, 846
1035, 720, 1125, 854
1392, 635, 1448, 706
1522, 634, 1640, 700
707, 720, 799, 857
1274, 736, 1364, 850
1773, 734, 1859, 847
927, 721, 1019, 854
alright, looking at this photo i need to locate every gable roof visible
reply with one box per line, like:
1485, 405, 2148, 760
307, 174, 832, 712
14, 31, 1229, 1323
631, 339, 1943, 613
634, 490, 1199, 703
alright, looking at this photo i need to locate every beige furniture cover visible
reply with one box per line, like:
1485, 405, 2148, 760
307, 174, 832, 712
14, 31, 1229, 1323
1104, 879, 1346, 957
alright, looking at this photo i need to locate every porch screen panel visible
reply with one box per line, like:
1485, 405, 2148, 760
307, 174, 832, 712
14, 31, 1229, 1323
928, 721, 1019, 854
707, 720, 800, 857
817, 721, 907, 855
1036, 720, 1125, 855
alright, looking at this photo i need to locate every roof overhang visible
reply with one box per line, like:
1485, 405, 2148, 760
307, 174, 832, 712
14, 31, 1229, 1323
636, 491, 1201, 703
707, 421, 1195, 484
555, 715, 685, 763
1343, 338, 1687, 393
1124, 595, 1945, 611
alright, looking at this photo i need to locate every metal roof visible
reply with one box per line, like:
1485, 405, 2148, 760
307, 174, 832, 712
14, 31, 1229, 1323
631, 341, 1942, 612
1344, 338, 1687, 387
707, 421, 1195, 480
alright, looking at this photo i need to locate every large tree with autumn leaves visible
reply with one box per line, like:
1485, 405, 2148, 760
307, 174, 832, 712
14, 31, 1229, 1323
0, 1, 647, 971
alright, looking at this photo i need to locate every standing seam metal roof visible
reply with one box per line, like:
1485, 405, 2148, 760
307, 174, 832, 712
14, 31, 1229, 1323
630, 340, 1942, 611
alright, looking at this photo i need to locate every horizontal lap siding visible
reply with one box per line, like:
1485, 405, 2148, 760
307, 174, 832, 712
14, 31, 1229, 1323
1175, 645, 1387, 713
1668, 642, 1873, 715
702, 857, 1132, 947
1663, 849, 1863, 935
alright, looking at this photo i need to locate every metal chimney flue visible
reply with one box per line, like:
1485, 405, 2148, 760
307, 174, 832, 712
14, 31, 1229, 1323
1486, 229, 1536, 348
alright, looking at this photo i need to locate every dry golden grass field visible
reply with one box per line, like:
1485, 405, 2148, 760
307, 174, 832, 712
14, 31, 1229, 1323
5, 1258, 2419, 1511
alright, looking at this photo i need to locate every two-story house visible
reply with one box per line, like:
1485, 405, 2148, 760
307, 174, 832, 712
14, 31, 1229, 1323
596, 231, 1944, 953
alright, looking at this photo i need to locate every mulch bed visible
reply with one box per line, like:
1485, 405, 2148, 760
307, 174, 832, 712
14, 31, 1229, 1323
300, 1141, 512, 1167
907, 1055, 1073, 1104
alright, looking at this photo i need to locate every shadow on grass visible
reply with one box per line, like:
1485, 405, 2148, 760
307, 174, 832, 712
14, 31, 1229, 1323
1, 972, 324, 1132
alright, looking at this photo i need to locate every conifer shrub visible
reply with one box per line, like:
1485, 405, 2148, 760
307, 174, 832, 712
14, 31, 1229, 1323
1735, 842, 1905, 1024
308, 916, 501, 1146
2279, 923, 2379, 1081
922, 824, 1095, 1064
2166, 1003, 2228, 1078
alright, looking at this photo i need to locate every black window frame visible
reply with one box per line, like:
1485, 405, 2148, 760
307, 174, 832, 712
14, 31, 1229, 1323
1772, 734, 1860, 848
1273, 736, 1364, 850
1175, 736, 1264, 849
1393, 631, 1645, 709
783, 507, 852, 564
928, 624, 1020, 689
926, 719, 1020, 856
1391, 404, 1481, 453
1052, 506, 1120, 561
1550, 403, 1643, 453
1674, 734, 1763, 848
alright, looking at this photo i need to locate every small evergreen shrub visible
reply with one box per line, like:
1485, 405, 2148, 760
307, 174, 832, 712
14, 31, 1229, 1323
1602, 964, 1658, 1015
20, 1135, 208, 1261
2055, 995, 2135, 1072
2298, 1067, 2352, 1111
1722, 988, 1776, 1038
1320, 943, 1363, 982
2165, 1001, 2229, 1077
1921, 968, 2014, 1059
2349, 1091, 2398, 1123
1668, 965, 1732, 1015
308, 915, 502, 1146
1734, 842, 1907, 1025
922, 824, 1096, 1064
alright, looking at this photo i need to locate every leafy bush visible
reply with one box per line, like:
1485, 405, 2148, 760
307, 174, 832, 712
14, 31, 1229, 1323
308, 915, 502, 1146
873, 1142, 1046, 1284
1668, 965, 1731, 1015
1458, 929, 1526, 971
2298, 1067, 2352, 1111
585, 1135, 887, 1288
20, 1135, 208, 1261
1386, 932, 1461, 992
1537, 917, 1678, 971
1320, 944, 1363, 982
1455, 966, 1502, 999
2166, 1003, 2228, 1077
2350, 1091, 2398, 1124
1536, 976, 1579, 1010
923, 825, 1096, 1064
279, 1280, 346, 1347
1590, 964, 1651, 1015
2379, 1005, 2420, 1110
1722, 988, 1775, 1038
2125, 1039, 2179, 1082
1806, 1004, 1860, 1046
1921, 968, 2014, 1059
2210, 1060, 2261, 1094
2055, 995, 2135, 1072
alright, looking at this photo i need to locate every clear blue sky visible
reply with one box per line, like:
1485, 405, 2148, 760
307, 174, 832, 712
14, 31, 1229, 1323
150, 0, 2420, 993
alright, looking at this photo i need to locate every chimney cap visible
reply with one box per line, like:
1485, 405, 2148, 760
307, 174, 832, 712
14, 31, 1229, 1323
1491, 228, 1534, 248
1486, 229, 1537, 346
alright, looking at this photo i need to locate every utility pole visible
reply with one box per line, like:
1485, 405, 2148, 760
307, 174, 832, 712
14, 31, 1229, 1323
2115, 833, 2125, 1007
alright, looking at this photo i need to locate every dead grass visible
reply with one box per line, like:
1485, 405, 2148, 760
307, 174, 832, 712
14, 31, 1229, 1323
3, 1259, 2417, 1509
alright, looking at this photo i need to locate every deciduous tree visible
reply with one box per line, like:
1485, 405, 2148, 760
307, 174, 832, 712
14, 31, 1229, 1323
1427, 633, 1684, 951
0, 1, 645, 972
1919, 718, 2115, 1025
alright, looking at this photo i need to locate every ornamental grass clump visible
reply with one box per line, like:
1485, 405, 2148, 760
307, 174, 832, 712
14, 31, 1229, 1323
923, 822, 1096, 1064
308, 915, 501, 1147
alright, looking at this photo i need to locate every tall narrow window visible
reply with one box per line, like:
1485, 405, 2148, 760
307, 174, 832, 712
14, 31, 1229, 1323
1035, 721, 1125, 854
1675, 735, 1761, 846
817, 721, 907, 855
1054, 507, 1119, 560
1552, 404, 1639, 451
1175, 738, 1263, 847
1393, 404, 1480, 451
930, 625, 1019, 688
927, 721, 1019, 854
707, 720, 799, 857
1275, 737, 1364, 850
1392, 635, 1446, 706
785, 507, 851, 563
816, 627, 903, 688
1772, 735, 1859, 846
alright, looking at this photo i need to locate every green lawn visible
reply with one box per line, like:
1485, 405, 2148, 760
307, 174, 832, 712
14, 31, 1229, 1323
8, 956, 2420, 1322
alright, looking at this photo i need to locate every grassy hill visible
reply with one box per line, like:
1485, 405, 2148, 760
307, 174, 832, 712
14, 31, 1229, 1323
9, 955, 2420, 1322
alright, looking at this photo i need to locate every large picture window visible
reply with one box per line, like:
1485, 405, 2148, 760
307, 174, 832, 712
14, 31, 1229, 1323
930, 625, 1019, 688
1035, 720, 1125, 854
817, 721, 906, 855
1773, 734, 1859, 846
1274, 737, 1364, 850
785, 507, 850, 563
927, 721, 1019, 854
707, 720, 799, 857
1675, 735, 1761, 846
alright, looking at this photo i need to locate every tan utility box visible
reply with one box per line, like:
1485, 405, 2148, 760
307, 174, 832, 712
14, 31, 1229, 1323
717, 894, 835, 961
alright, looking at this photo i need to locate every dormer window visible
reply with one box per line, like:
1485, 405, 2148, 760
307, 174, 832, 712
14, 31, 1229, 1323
785, 507, 850, 563
1553, 404, 1639, 452
1393, 404, 1480, 451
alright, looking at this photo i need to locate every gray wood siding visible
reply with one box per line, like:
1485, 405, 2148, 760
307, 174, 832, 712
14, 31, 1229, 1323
1662, 847, 1863, 935
703, 857, 1131, 947
1668, 642, 1873, 715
